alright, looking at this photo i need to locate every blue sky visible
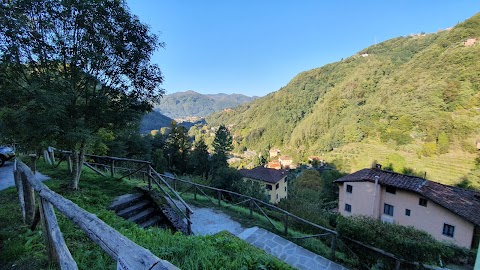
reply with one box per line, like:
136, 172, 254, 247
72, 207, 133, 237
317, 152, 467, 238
127, 1, 478, 97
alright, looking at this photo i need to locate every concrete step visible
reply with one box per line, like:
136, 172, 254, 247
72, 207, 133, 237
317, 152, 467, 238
127, 207, 156, 224
108, 193, 144, 211
139, 215, 163, 228
117, 200, 150, 218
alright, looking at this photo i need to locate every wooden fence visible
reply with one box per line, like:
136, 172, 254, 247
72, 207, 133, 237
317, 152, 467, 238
13, 159, 178, 270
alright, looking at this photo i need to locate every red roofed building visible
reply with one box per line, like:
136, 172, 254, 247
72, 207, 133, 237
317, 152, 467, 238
267, 161, 281, 170
334, 168, 480, 249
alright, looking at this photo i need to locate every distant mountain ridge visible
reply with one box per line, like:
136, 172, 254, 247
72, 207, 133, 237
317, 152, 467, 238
154, 90, 258, 118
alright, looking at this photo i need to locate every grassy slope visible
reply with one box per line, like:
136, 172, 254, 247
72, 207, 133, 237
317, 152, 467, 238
0, 161, 292, 270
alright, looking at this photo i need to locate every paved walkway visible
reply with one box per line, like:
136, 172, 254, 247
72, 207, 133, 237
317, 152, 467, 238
238, 227, 349, 270
0, 161, 50, 191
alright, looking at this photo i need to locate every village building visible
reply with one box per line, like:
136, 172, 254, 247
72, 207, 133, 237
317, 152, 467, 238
267, 161, 281, 170
476, 139, 480, 150
334, 168, 480, 249
278, 156, 293, 169
464, 38, 477, 47
269, 149, 280, 158
239, 167, 288, 204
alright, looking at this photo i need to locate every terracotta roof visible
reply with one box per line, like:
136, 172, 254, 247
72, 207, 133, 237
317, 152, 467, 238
267, 161, 281, 170
334, 168, 480, 226
239, 166, 287, 184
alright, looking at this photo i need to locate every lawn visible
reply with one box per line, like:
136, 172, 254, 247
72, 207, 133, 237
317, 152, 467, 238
0, 160, 293, 270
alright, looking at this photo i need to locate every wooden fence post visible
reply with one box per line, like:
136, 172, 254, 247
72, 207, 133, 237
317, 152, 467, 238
217, 190, 221, 206
39, 198, 56, 262
21, 172, 35, 224
67, 154, 73, 173
147, 166, 152, 190
13, 164, 26, 223
29, 154, 37, 174
186, 209, 192, 235
395, 260, 401, 270
194, 186, 197, 200
110, 159, 115, 177
330, 234, 336, 260
284, 214, 289, 236
249, 199, 253, 219
173, 178, 177, 191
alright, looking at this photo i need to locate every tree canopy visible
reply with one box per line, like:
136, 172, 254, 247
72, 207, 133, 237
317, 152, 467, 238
0, 0, 164, 188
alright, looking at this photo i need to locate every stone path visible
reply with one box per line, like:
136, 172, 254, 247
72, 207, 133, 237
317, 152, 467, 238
0, 161, 50, 191
238, 227, 349, 270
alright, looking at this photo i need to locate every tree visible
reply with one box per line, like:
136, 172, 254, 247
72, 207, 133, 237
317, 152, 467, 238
164, 121, 191, 173
0, 0, 164, 189
211, 125, 233, 171
189, 137, 210, 178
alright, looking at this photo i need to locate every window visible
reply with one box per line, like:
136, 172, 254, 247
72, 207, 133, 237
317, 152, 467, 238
346, 184, 353, 193
386, 186, 396, 194
276, 194, 279, 199
276, 183, 279, 189
383, 204, 394, 216
344, 204, 352, 212
405, 209, 411, 216
284, 178, 287, 183
266, 184, 272, 190
443, 224, 455, 237
419, 198, 428, 207
285, 186, 287, 192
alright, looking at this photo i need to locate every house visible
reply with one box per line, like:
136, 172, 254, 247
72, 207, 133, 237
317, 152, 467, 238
464, 38, 477, 47
267, 161, 281, 170
278, 156, 293, 169
334, 168, 480, 249
476, 140, 480, 150
239, 167, 288, 204
269, 149, 280, 158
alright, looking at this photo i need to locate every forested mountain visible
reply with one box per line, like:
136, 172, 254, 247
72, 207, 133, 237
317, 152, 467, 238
206, 13, 480, 186
154, 90, 258, 118
140, 111, 173, 134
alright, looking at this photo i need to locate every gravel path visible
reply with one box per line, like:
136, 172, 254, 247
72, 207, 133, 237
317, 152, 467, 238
189, 206, 246, 236
0, 160, 50, 191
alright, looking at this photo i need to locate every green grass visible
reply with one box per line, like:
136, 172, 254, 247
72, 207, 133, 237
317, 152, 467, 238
173, 189, 356, 267
0, 160, 293, 270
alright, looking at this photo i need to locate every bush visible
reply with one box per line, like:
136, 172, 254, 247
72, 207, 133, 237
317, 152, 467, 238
336, 216, 462, 264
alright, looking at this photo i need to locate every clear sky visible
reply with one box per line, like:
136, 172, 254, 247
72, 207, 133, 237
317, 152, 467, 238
127, 1, 478, 97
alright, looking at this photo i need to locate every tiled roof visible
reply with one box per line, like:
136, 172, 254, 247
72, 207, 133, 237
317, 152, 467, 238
239, 166, 287, 184
334, 168, 480, 226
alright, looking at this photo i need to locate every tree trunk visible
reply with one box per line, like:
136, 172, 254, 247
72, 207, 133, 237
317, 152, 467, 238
71, 143, 86, 190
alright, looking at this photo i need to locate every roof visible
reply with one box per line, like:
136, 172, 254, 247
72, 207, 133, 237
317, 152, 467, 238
239, 166, 287, 184
334, 168, 480, 226
267, 161, 281, 169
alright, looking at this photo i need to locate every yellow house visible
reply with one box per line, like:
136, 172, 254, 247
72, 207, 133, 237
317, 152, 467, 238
239, 166, 288, 204
334, 168, 480, 249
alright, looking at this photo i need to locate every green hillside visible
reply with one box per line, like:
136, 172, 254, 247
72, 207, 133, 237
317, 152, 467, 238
207, 13, 480, 187
155, 90, 258, 118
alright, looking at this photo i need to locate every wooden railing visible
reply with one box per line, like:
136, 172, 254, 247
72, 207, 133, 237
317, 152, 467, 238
56, 151, 194, 235
158, 173, 338, 259
13, 159, 178, 270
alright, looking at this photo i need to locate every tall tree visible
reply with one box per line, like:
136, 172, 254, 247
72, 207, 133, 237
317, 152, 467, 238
164, 121, 191, 173
0, 0, 164, 189
189, 137, 210, 178
211, 125, 233, 171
